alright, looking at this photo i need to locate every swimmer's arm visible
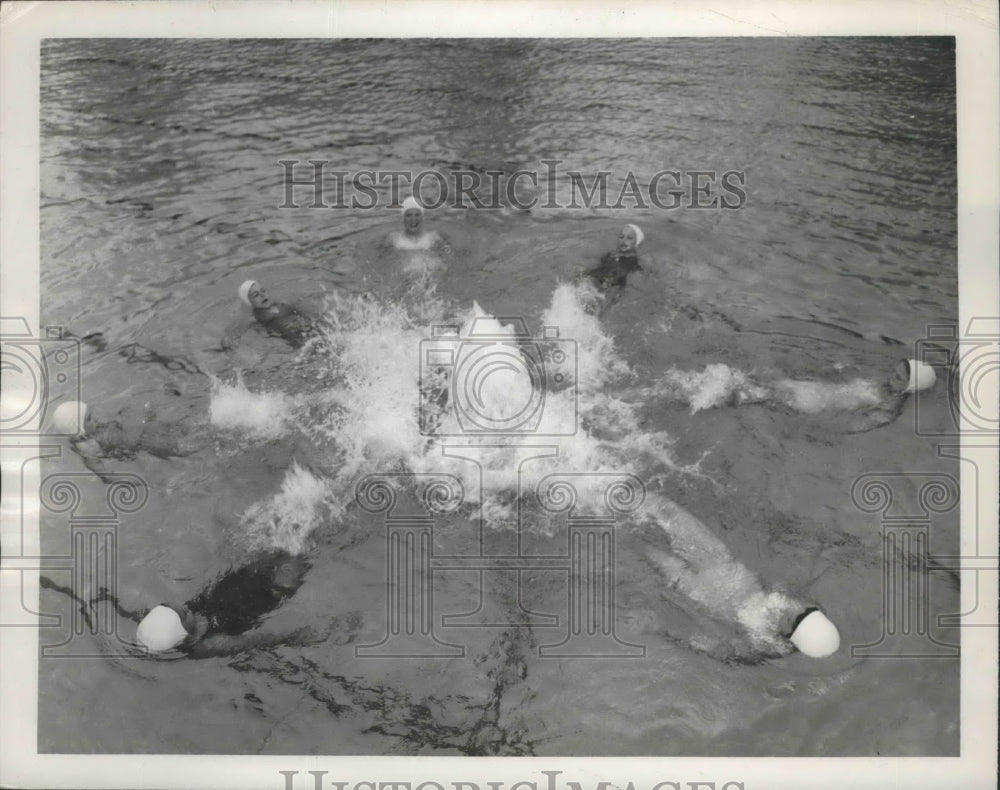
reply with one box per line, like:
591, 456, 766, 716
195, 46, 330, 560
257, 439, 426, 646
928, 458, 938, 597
137, 421, 195, 459
673, 631, 778, 665
185, 632, 272, 658
89, 586, 145, 622
38, 575, 143, 627
433, 233, 453, 256
841, 391, 907, 434
69, 441, 119, 485
217, 319, 252, 351
186, 624, 324, 659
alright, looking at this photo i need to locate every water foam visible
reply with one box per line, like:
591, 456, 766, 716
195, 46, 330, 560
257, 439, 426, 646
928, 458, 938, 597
654, 363, 884, 416
209, 376, 296, 440
642, 496, 802, 655
657, 363, 770, 413
773, 377, 882, 413
227, 281, 803, 652
239, 462, 333, 555
307, 286, 662, 508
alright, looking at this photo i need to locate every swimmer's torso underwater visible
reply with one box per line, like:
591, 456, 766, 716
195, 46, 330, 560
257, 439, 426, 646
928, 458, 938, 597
35, 37, 962, 757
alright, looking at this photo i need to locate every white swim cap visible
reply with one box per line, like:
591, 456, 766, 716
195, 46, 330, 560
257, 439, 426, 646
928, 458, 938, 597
790, 609, 840, 658
51, 400, 88, 437
238, 280, 259, 307
136, 605, 189, 652
401, 196, 424, 214
904, 359, 936, 393
625, 223, 644, 247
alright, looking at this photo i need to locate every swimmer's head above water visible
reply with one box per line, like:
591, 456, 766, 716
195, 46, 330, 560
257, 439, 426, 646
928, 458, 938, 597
238, 280, 271, 310
780, 606, 841, 658
889, 358, 937, 394
51, 400, 93, 438
136, 603, 200, 652
401, 196, 425, 236
617, 224, 644, 255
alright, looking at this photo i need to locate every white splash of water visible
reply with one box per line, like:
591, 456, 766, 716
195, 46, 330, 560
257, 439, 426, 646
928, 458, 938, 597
654, 363, 884, 416
658, 363, 770, 413
238, 282, 806, 652
239, 462, 332, 555
209, 376, 296, 440
642, 495, 804, 655
736, 590, 801, 654
773, 377, 882, 413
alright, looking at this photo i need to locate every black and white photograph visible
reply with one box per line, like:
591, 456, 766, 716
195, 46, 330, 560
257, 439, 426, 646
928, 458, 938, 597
1, 2, 997, 789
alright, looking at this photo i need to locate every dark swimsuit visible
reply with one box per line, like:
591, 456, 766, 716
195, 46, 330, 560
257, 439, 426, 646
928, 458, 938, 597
253, 303, 318, 348
584, 250, 641, 291
185, 551, 310, 638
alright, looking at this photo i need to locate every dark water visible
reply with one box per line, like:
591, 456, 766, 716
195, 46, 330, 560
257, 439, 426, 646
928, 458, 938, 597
38, 38, 958, 756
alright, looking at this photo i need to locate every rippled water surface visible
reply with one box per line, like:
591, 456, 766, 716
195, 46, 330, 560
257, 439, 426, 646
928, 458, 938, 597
38, 38, 958, 756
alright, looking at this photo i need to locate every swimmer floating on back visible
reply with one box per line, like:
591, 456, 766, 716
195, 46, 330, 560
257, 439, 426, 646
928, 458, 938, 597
221, 280, 323, 350
695, 603, 841, 663
636, 498, 841, 663
631, 495, 840, 664
645, 358, 936, 432
51, 400, 195, 479
54, 550, 360, 658
750, 357, 935, 433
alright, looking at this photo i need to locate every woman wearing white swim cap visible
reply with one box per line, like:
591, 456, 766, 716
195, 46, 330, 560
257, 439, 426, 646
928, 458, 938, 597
783, 606, 841, 658
223, 279, 322, 350
889, 358, 936, 394
580, 224, 646, 313
109, 551, 341, 657
50, 400, 92, 438
52, 400, 191, 478
387, 195, 450, 254
136, 604, 196, 652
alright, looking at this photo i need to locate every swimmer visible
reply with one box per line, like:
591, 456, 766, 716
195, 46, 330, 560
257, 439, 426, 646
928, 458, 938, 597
763, 357, 936, 431
636, 498, 841, 663
646, 358, 936, 431
583, 224, 644, 292
51, 400, 193, 467
675, 603, 841, 664
388, 196, 449, 253
577, 224, 646, 315
700, 604, 840, 663
84, 551, 349, 658
221, 280, 322, 350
